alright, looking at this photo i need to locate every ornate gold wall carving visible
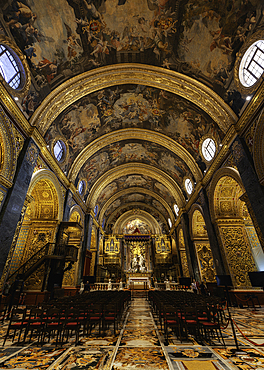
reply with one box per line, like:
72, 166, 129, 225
105, 236, 120, 254
30, 64, 236, 135
155, 236, 171, 254
195, 243, 216, 283
218, 225, 256, 287
178, 228, 190, 277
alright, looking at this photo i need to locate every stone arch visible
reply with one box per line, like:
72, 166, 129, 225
27, 169, 64, 221
189, 205, 216, 283
210, 171, 258, 287
208, 167, 244, 223
113, 210, 161, 235
31, 64, 237, 135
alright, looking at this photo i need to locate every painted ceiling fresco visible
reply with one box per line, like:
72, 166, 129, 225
104, 195, 168, 220
96, 175, 175, 209
105, 206, 168, 234
44, 84, 223, 174
1, 0, 261, 116
76, 139, 192, 193
123, 219, 151, 235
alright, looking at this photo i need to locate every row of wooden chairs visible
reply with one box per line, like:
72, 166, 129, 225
3, 291, 131, 345
149, 291, 226, 346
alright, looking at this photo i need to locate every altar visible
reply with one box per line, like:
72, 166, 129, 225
127, 272, 151, 290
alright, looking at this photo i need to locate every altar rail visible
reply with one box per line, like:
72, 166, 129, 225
90, 283, 122, 291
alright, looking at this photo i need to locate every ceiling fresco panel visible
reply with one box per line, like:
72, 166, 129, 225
75, 139, 193, 194
1, 0, 261, 117
96, 174, 175, 210
44, 84, 224, 175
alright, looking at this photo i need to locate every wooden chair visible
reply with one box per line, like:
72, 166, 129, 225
3, 308, 28, 345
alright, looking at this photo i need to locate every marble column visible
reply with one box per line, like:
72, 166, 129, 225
181, 212, 200, 282
231, 136, 264, 248
199, 189, 227, 275
62, 190, 73, 222
0, 138, 39, 278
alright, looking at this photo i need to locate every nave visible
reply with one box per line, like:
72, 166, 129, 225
1, 291, 264, 369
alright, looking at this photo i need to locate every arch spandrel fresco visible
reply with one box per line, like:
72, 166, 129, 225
76, 139, 193, 193
96, 174, 175, 209
1, 0, 260, 116
105, 203, 168, 234
104, 193, 169, 219
44, 84, 223, 174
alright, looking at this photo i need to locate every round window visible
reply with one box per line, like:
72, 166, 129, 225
239, 40, 264, 87
53, 140, 66, 162
78, 180, 85, 195
174, 204, 179, 216
201, 138, 216, 161
0, 44, 23, 90
185, 178, 193, 195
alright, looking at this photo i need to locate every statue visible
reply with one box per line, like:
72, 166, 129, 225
108, 278, 112, 290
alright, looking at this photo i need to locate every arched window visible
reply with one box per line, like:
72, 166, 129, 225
53, 140, 66, 162
185, 178, 193, 195
239, 40, 264, 87
0, 44, 22, 89
174, 204, 179, 216
201, 138, 216, 161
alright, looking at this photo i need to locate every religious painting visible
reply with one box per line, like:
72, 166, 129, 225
76, 139, 192, 194
124, 218, 150, 234
44, 84, 223, 175
1, 0, 259, 115
97, 174, 174, 210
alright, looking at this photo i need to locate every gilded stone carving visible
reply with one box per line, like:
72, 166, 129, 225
30, 64, 236, 136
196, 243, 216, 283
155, 235, 171, 254
69, 129, 202, 183
26, 143, 39, 166
87, 163, 185, 209
105, 236, 120, 254
178, 228, 190, 277
231, 140, 244, 164
219, 226, 256, 287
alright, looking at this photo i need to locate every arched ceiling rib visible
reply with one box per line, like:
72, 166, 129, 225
87, 163, 186, 209
105, 202, 169, 234
113, 209, 162, 235
98, 187, 174, 224
69, 129, 202, 182
31, 65, 237, 135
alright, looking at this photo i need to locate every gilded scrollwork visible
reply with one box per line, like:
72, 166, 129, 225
219, 225, 256, 287
196, 243, 216, 283
87, 163, 185, 209
30, 64, 236, 136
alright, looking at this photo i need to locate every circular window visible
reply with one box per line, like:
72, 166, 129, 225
0, 44, 24, 90
201, 138, 216, 161
78, 180, 85, 195
239, 40, 264, 87
53, 140, 66, 162
174, 204, 179, 216
185, 178, 193, 195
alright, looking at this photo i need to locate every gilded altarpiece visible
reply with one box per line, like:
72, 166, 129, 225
21, 220, 57, 290
218, 223, 257, 287
178, 229, 190, 277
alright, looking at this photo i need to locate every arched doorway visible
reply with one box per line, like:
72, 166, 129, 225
191, 208, 216, 283
7, 171, 63, 290
213, 174, 258, 287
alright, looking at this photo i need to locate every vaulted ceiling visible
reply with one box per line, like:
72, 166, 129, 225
1, 0, 262, 233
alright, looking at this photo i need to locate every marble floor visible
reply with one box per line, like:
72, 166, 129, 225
1, 293, 264, 369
